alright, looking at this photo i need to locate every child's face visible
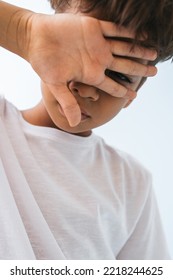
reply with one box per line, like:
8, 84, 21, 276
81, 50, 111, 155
42, 71, 144, 136
42, 4, 147, 136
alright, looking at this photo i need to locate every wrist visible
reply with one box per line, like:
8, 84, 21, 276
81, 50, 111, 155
0, 1, 34, 61
11, 9, 34, 61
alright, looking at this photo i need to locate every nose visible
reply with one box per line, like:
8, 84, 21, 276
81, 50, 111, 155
68, 81, 99, 101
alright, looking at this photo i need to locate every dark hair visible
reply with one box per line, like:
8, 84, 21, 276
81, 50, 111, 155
49, 0, 173, 64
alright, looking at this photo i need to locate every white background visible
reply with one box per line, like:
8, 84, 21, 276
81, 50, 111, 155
1, 0, 173, 258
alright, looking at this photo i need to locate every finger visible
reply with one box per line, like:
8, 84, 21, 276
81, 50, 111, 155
109, 40, 157, 61
99, 20, 136, 39
48, 84, 81, 127
110, 57, 157, 77
99, 20, 149, 42
96, 76, 137, 99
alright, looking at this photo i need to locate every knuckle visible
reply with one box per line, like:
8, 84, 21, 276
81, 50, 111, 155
129, 62, 137, 75
63, 102, 78, 112
144, 66, 149, 76
139, 48, 145, 58
128, 45, 136, 56
113, 83, 127, 97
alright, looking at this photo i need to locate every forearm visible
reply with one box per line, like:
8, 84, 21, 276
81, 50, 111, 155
0, 1, 33, 60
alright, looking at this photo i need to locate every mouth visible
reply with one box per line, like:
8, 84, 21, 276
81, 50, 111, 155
81, 109, 91, 121
58, 103, 91, 122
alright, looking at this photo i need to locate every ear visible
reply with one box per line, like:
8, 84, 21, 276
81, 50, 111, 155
123, 99, 133, 108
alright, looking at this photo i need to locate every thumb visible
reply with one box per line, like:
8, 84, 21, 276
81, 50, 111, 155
48, 84, 81, 127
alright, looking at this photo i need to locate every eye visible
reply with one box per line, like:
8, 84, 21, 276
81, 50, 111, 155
105, 69, 132, 84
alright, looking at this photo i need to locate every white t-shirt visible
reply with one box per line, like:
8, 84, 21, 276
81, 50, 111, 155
0, 96, 170, 259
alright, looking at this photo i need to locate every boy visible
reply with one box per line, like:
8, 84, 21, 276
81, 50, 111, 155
0, 0, 173, 259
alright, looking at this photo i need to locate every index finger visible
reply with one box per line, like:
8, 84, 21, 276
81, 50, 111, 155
96, 75, 137, 99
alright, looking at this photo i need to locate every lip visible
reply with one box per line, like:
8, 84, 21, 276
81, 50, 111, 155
58, 104, 91, 122
80, 108, 91, 121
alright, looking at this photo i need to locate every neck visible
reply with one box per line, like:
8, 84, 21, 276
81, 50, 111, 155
21, 100, 56, 128
21, 99, 92, 137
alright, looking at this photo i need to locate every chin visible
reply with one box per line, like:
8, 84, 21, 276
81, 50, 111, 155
72, 130, 92, 137
60, 127, 92, 137
52, 119, 93, 137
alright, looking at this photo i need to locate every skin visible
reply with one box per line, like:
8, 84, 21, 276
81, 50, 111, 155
22, 69, 144, 137
0, 1, 157, 127
21, 5, 150, 137
27, 13, 156, 127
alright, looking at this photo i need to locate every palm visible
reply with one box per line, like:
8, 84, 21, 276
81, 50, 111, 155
27, 13, 157, 126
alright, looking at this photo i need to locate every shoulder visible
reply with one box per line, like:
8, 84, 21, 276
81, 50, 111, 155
0, 95, 18, 119
95, 137, 155, 240
98, 137, 152, 182
96, 136, 152, 201
116, 147, 152, 183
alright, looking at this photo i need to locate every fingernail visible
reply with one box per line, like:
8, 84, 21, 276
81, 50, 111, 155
149, 50, 158, 60
146, 66, 158, 77
66, 109, 81, 127
68, 117, 81, 127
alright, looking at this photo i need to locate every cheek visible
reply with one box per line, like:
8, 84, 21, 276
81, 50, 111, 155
97, 96, 128, 123
109, 99, 128, 117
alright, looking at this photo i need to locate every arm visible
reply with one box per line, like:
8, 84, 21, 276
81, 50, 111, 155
0, 1, 32, 58
0, 1, 157, 127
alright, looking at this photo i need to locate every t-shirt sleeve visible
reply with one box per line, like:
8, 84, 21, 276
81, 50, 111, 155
116, 184, 170, 260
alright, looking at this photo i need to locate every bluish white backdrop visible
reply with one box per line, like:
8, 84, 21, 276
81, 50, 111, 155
1, 0, 173, 258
